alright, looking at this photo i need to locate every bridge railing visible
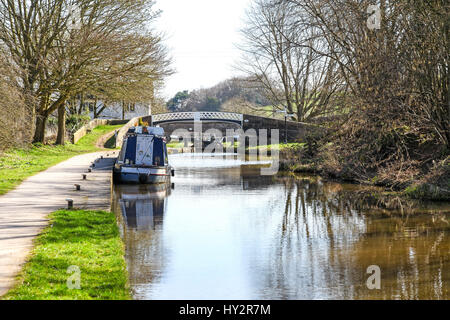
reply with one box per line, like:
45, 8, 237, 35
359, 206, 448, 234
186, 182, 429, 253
152, 112, 243, 124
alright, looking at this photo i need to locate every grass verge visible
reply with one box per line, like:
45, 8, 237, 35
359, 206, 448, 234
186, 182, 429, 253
167, 141, 184, 148
248, 143, 306, 151
2, 209, 129, 300
0, 125, 123, 195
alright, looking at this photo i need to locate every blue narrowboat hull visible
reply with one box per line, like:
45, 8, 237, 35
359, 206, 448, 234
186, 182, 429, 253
114, 165, 172, 184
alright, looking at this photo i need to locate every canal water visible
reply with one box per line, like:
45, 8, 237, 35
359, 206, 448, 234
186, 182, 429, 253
112, 153, 450, 300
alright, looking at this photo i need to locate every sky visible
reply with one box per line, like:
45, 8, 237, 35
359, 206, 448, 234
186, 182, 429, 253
154, 0, 252, 99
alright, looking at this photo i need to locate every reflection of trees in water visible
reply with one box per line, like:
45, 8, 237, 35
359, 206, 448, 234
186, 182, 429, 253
337, 190, 450, 216
349, 214, 449, 300
327, 186, 449, 299
250, 177, 366, 299
253, 176, 449, 299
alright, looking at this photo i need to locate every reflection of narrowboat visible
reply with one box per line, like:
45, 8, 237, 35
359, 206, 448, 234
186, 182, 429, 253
116, 184, 170, 230
114, 126, 174, 184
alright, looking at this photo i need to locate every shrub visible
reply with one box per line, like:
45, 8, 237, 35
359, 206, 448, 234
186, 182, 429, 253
66, 114, 91, 134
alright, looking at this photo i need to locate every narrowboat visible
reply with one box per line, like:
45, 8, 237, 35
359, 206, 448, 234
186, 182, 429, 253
114, 126, 174, 184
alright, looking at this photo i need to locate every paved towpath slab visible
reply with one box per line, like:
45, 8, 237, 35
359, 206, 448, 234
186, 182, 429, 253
0, 151, 117, 296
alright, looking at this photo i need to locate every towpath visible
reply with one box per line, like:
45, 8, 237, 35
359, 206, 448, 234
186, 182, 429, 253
0, 151, 117, 296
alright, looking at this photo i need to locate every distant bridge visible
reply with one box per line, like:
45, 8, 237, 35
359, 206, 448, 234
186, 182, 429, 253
150, 112, 244, 126
139, 112, 322, 143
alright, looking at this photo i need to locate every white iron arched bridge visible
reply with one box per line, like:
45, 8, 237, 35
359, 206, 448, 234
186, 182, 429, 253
151, 112, 244, 126
141, 112, 319, 142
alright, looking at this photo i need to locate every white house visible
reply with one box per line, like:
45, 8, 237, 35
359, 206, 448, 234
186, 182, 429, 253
89, 101, 152, 120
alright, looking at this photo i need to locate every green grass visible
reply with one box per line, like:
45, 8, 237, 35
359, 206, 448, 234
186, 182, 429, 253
2, 209, 129, 300
75, 125, 123, 150
249, 143, 306, 151
223, 141, 240, 148
167, 141, 184, 148
0, 125, 122, 195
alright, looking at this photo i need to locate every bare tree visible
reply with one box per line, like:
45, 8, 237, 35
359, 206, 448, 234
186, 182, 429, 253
0, 0, 172, 144
238, 0, 447, 186
0, 49, 33, 150
283, 0, 448, 184
238, 0, 345, 122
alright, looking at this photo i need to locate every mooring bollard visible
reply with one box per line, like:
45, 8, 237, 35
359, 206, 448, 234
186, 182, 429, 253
88, 168, 92, 173
82, 174, 87, 180
74, 184, 81, 191
66, 199, 74, 209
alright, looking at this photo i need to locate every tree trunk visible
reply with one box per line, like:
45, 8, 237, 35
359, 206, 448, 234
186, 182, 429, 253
28, 104, 37, 144
93, 96, 98, 118
23, 80, 37, 144
78, 92, 84, 114
33, 114, 48, 144
56, 104, 66, 145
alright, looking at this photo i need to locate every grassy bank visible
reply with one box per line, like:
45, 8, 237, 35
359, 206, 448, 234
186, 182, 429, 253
0, 124, 122, 195
167, 141, 184, 148
2, 209, 129, 300
249, 143, 306, 152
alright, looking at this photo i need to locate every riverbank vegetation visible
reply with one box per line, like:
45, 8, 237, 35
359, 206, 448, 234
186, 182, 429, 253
166, 78, 272, 114
275, 142, 449, 201
167, 141, 185, 149
238, 0, 449, 200
2, 209, 129, 300
251, 143, 306, 152
0, 125, 122, 195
